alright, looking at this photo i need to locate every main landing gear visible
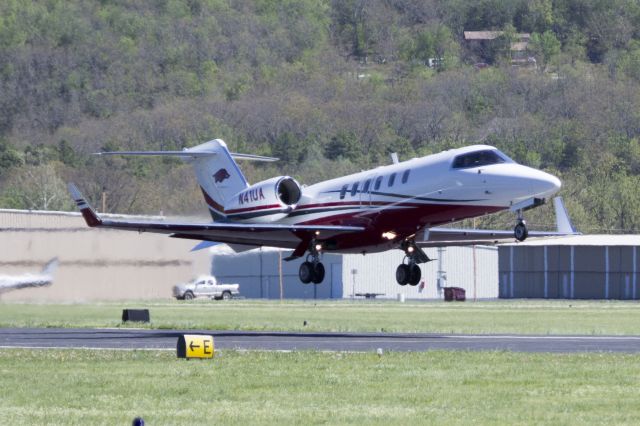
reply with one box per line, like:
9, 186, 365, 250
299, 241, 325, 284
395, 239, 430, 286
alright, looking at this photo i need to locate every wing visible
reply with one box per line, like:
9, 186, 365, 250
419, 197, 578, 247
419, 227, 573, 247
68, 183, 364, 249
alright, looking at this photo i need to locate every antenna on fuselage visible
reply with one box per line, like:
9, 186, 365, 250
390, 152, 399, 164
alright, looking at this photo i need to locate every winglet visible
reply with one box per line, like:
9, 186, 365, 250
68, 183, 102, 227
553, 197, 577, 234
42, 258, 59, 275
190, 241, 220, 252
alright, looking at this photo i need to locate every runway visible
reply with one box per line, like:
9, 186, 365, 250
2, 328, 640, 352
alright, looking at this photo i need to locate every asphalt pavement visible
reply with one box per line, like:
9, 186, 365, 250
2, 327, 640, 352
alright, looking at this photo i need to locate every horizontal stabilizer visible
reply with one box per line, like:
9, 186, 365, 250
94, 150, 278, 162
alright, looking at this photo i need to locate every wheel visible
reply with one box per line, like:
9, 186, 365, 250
299, 261, 313, 284
409, 264, 421, 286
312, 262, 325, 284
222, 291, 232, 300
396, 264, 410, 286
183, 291, 194, 300
514, 221, 528, 241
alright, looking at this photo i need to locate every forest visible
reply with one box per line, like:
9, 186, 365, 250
1, 0, 639, 233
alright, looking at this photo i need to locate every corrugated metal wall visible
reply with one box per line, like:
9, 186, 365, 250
499, 245, 640, 299
210, 246, 499, 300
343, 246, 499, 300
210, 248, 343, 299
0, 209, 210, 301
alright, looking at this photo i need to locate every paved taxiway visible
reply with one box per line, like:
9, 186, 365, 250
2, 328, 640, 352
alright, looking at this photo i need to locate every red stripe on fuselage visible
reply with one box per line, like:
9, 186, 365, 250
294, 203, 504, 252
226, 204, 283, 214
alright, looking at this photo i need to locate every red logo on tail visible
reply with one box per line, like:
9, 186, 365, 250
213, 168, 230, 183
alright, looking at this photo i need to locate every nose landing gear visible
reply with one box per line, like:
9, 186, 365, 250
396, 239, 430, 286
514, 210, 529, 242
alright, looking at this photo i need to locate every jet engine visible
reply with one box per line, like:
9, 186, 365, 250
225, 176, 302, 222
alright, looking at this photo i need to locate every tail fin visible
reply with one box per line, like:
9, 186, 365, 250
42, 258, 59, 276
94, 139, 277, 221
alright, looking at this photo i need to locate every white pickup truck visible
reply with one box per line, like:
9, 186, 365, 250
173, 275, 240, 301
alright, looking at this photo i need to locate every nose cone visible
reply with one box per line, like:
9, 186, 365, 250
534, 170, 561, 198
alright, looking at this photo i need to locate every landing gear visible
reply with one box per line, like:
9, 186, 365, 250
514, 210, 528, 242
514, 220, 528, 241
396, 263, 421, 286
299, 261, 314, 284
395, 239, 429, 286
298, 241, 325, 284
312, 262, 325, 284
396, 264, 410, 286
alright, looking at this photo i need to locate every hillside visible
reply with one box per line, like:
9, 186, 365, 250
1, 0, 639, 232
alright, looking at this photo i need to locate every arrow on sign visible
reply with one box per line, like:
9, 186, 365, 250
189, 341, 201, 351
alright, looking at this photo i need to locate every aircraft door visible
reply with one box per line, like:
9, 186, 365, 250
360, 176, 374, 207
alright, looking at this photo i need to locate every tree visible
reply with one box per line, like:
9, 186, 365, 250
530, 30, 561, 69
324, 131, 360, 161
1, 164, 72, 210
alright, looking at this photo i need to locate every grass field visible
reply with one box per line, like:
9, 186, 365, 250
1, 299, 640, 335
1, 348, 640, 425
3, 300, 640, 424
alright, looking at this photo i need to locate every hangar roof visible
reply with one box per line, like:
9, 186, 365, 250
503, 234, 640, 246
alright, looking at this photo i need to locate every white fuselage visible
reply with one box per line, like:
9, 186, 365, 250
224, 145, 560, 253
0, 273, 53, 293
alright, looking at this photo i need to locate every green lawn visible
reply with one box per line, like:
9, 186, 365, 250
1, 348, 639, 425
2, 299, 640, 335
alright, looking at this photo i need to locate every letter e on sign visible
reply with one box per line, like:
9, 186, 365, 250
177, 335, 215, 359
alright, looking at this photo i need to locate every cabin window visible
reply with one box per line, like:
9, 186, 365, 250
402, 170, 410, 184
374, 176, 383, 191
362, 179, 371, 193
340, 184, 348, 200
351, 182, 359, 196
452, 150, 505, 169
388, 173, 396, 187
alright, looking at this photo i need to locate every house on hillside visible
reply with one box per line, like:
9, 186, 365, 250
464, 31, 536, 68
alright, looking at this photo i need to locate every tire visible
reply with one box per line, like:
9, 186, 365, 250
396, 264, 410, 286
409, 264, 421, 286
514, 222, 528, 241
312, 263, 325, 284
222, 291, 232, 301
183, 291, 194, 300
299, 261, 313, 284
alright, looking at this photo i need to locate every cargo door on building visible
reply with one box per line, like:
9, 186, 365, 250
331, 263, 343, 298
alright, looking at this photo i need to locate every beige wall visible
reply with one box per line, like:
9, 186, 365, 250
0, 210, 210, 301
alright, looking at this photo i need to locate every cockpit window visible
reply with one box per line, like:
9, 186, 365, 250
452, 150, 506, 169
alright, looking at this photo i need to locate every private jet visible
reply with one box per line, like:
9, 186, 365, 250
0, 258, 58, 294
69, 139, 574, 286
